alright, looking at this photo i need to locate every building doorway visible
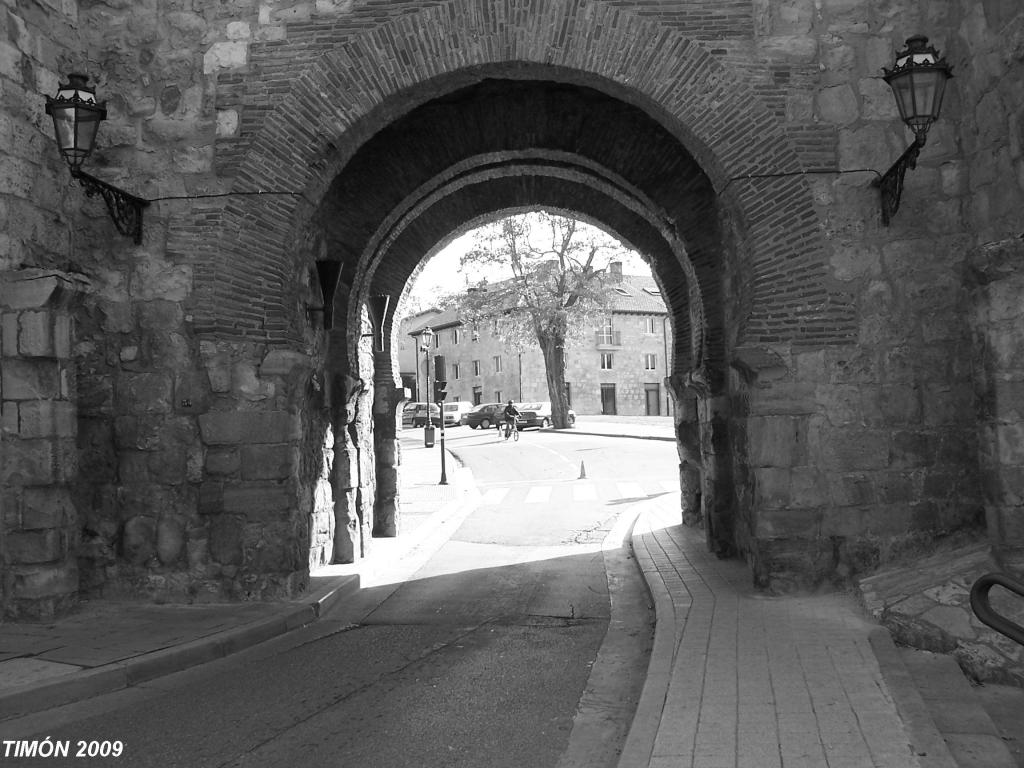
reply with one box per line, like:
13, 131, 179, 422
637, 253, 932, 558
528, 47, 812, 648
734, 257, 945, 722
645, 383, 661, 416
600, 383, 617, 415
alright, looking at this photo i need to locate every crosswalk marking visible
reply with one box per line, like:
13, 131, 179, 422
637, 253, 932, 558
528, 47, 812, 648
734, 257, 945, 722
524, 486, 551, 504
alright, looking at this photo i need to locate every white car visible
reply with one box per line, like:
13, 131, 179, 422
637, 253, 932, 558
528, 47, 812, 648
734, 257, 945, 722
442, 401, 473, 427
517, 402, 576, 428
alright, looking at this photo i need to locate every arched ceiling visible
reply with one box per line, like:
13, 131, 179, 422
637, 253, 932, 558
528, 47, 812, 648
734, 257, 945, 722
316, 77, 722, 378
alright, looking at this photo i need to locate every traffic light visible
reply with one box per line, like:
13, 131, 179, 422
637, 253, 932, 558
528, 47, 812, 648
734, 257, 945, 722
433, 355, 447, 402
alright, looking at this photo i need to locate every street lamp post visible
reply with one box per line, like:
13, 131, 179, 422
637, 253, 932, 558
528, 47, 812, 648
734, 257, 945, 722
420, 326, 434, 446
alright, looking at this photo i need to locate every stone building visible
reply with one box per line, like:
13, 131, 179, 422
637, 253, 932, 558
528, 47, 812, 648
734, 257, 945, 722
403, 268, 671, 416
2, 0, 1024, 632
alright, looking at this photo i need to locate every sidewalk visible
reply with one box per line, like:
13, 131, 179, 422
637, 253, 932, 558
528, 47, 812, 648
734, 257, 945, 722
621, 498, 1021, 768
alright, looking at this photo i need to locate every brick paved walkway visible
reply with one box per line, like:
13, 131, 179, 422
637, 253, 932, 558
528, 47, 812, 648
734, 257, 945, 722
626, 502, 924, 768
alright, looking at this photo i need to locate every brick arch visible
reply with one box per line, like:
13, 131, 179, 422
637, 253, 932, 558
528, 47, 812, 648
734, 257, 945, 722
190, 0, 852, 356
346, 156, 704, 383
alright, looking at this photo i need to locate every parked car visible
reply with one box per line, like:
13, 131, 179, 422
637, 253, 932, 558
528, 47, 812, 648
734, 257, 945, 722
442, 401, 473, 427
464, 402, 504, 429
402, 402, 441, 428
517, 401, 576, 429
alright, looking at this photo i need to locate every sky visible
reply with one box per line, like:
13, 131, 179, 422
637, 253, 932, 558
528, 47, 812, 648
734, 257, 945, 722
406, 225, 652, 308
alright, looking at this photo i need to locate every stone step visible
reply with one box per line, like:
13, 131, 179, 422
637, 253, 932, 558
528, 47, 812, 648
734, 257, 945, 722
899, 647, 1020, 768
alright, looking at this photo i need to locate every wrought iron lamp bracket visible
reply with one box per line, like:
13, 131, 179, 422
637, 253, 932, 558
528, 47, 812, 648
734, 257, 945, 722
874, 135, 924, 227
70, 168, 150, 244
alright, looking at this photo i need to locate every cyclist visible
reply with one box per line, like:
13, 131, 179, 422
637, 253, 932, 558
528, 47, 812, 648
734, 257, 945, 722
501, 400, 521, 439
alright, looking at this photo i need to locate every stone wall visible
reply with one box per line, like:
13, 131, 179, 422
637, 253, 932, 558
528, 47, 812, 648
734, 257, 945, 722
1, 271, 88, 619
4, 0, 1024, 613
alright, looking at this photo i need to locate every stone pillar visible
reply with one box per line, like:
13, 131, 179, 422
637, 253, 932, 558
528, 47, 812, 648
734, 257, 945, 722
330, 373, 363, 563
1, 269, 89, 619
372, 351, 401, 538
969, 237, 1024, 572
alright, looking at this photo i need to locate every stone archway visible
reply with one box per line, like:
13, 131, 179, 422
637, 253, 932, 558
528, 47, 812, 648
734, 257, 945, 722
167, 1, 852, 592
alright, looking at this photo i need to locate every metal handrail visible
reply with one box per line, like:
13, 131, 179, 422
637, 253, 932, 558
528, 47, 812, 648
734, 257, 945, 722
970, 572, 1024, 647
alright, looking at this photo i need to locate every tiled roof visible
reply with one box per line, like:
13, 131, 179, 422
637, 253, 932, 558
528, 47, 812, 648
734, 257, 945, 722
406, 274, 665, 336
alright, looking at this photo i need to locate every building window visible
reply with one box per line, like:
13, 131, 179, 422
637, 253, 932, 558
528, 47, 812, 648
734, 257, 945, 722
495, 390, 502, 402
645, 317, 657, 334
452, 362, 461, 380
596, 318, 619, 346
472, 360, 481, 376
613, 286, 630, 296
493, 355, 502, 373
452, 328, 461, 344
472, 386, 482, 405
644, 353, 657, 370
434, 333, 440, 348
600, 353, 613, 370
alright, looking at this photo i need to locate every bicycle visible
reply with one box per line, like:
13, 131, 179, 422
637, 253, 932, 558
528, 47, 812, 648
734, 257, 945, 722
502, 418, 520, 441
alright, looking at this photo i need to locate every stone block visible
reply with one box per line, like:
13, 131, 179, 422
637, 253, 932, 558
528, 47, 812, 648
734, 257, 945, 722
11, 562, 79, 599
747, 415, 805, 467
754, 507, 822, 538
891, 430, 935, 468
118, 451, 150, 484
791, 467, 828, 507
221, 482, 293, 519
209, 516, 243, 565
996, 423, 1024, 464
157, 516, 186, 565
753, 466, 791, 506
206, 449, 240, 476
1, 439, 54, 485
862, 384, 922, 426
260, 349, 311, 376
149, 446, 189, 484
1, 358, 61, 399
1, 401, 17, 433
116, 373, 173, 415
18, 310, 52, 356
21, 487, 75, 529
240, 444, 296, 480
198, 411, 301, 445
18, 399, 76, 438
1, 312, 17, 355
876, 471, 921, 503
813, 425, 890, 470
123, 515, 156, 565
6, 529, 64, 564
828, 472, 876, 506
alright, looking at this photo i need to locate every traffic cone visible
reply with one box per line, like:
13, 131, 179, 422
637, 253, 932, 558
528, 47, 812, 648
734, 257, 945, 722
579, 460, 587, 479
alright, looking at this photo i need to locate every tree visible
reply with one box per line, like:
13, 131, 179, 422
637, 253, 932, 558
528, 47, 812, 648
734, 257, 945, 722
450, 211, 638, 428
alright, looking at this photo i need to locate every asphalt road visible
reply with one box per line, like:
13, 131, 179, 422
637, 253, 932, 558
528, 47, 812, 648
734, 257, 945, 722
8, 429, 671, 768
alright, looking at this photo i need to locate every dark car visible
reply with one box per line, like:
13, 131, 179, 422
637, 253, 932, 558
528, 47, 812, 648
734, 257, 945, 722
517, 401, 576, 428
402, 402, 441, 428
464, 402, 504, 430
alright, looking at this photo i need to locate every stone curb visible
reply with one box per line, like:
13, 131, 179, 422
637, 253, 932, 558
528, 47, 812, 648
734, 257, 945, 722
867, 628, 958, 768
548, 429, 675, 443
616, 504, 678, 768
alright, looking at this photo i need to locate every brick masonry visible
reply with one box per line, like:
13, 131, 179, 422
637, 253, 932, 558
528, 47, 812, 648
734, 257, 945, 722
1, 0, 1023, 613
